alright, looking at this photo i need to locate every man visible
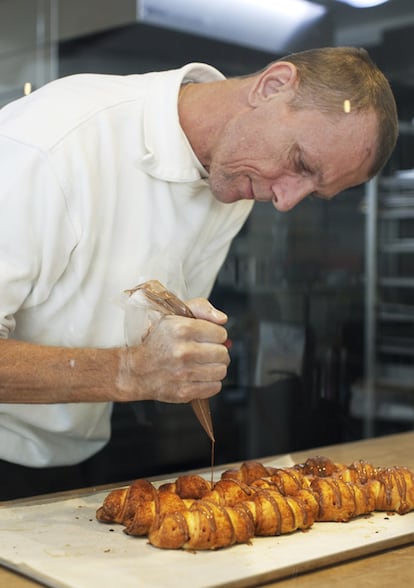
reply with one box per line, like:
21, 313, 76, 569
0, 46, 398, 497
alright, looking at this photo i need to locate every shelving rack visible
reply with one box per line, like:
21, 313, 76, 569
361, 173, 414, 436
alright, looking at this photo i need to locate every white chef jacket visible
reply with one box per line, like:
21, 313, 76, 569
0, 63, 253, 467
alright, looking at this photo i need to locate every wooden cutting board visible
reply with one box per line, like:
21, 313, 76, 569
0, 478, 413, 588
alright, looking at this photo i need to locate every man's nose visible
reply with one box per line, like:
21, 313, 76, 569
270, 179, 313, 212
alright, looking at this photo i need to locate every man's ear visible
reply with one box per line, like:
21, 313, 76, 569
248, 61, 297, 107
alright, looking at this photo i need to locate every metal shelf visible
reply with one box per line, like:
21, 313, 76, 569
380, 238, 414, 253
379, 207, 414, 219
378, 304, 414, 322
381, 176, 414, 190
377, 341, 414, 356
379, 276, 414, 287
363, 173, 414, 436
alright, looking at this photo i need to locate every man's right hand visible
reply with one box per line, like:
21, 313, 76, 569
116, 308, 230, 404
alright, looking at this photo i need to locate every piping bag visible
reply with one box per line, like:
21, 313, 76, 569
124, 280, 215, 443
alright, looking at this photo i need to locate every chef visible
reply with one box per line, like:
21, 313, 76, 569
0, 46, 398, 498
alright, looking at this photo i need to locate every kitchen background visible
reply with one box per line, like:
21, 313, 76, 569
1, 0, 414, 484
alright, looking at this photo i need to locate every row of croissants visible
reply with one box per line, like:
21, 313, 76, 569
96, 456, 414, 550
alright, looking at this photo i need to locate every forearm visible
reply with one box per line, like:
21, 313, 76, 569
0, 339, 124, 403
0, 305, 230, 404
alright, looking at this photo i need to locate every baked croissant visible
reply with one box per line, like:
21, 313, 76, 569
98, 477, 258, 538
96, 456, 414, 551
369, 466, 414, 514
248, 475, 374, 522
124, 491, 194, 536
159, 476, 257, 507
295, 455, 345, 478
147, 500, 256, 550
251, 468, 311, 496
147, 488, 314, 550
222, 457, 345, 485
221, 460, 275, 484
158, 474, 212, 499
334, 460, 378, 484
307, 477, 375, 522
96, 479, 195, 536
239, 488, 315, 536
199, 478, 257, 506
96, 478, 157, 526
332, 462, 414, 513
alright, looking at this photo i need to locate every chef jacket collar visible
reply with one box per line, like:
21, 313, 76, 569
141, 63, 225, 182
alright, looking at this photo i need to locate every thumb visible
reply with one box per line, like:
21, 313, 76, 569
186, 297, 228, 325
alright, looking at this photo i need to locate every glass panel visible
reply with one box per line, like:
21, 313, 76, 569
0, 0, 57, 106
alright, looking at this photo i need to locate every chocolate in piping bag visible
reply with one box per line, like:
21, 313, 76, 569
125, 280, 215, 442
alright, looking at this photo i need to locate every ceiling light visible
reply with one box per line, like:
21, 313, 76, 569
334, 0, 390, 7
138, 0, 327, 53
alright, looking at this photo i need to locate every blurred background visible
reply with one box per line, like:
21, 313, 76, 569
2, 0, 414, 483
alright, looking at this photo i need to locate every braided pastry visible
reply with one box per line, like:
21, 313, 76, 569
96, 456, 414, 550
307, 477, 375, 522
147, 488, 314, 550
334, 460, 378, 484
158, 474, 212, 499
96, 479, 157, 527
97, 477, 258, 539
147, 500, 255, 550
239, 488, 315, 536
248, 475, 373, 522
221, 460, 274, 484
328, 461, 414, 514
96, 479, 194, 535
295, 455, 345, 478
196, 478, 257, 506
251, 467, 311, 495
369, 466, 414, 514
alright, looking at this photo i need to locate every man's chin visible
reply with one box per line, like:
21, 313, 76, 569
210, 190, 242, 204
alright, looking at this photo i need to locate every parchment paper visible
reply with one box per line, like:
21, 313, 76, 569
0, 458, 413, 588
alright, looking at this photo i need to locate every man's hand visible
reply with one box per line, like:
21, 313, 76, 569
117, 298, 230, 403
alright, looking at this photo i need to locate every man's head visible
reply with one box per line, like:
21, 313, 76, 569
280, 46, 398, 179
194, 46, 398, 211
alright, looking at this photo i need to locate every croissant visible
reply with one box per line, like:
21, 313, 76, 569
200, 478, 257, 506
158, 474, 212, 499
148, 487, 314, 550
368, 466, 414, 514
124, 491, 194, 536
334, 460, 378, 484
96, 478, 157, 526
294, 455, 345, 478
221, 460, 274, 484
147, 500, 255, 550
332, 462, 414, 514
307, 477, 375, 522
163, 474, 306, 508
96, 456, 414, 551
222, 457, 347, 485
239, 488, 315, 536
96, 479, 194, 535
251, 468, 311, 496
248, 476, 374, 523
